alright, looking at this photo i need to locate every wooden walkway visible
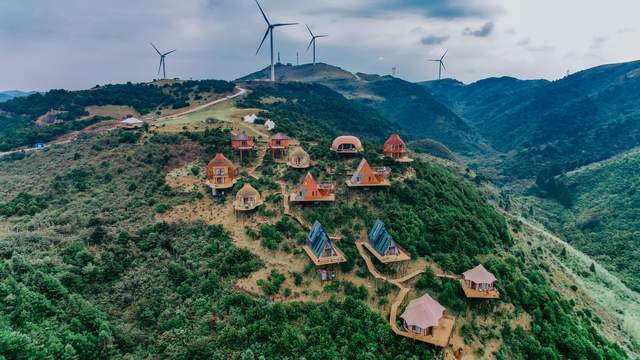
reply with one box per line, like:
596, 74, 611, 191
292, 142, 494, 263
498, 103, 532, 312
355, 241, 455, 347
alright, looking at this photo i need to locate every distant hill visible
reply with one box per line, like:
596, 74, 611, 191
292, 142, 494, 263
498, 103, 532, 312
424, 60, 640, 179
531, 147, 640, 292
239, 63, 486, 154
0, 90, 36, 103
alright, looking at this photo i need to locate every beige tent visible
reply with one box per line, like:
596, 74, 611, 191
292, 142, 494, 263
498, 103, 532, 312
234, 183, 262, 211
400, 293, 445, 335
288, 146, 311, 168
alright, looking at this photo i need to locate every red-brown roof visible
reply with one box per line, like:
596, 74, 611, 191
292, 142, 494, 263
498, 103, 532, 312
271, 132, 289, 140
232, 134, 251, 141
400, 293, 445, 329
463, 264, 496, 284
385, 134, 406, 147
208, 153, 234, 167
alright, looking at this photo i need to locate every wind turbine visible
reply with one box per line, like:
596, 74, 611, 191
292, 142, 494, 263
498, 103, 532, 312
255, 0, 298, 81
428, 50, 448, 80
151, 43, 176, 80
305, 24, 328, 65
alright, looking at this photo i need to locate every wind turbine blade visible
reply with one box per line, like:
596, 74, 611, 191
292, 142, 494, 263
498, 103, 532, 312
158, 58, 163, 75
316, 35, 328, 38
272, 22, 298, 27
255, 0, 270, 25
306, 38, 314, 52
428, 59, 440, 62
441, 62, 446, 71
256, 28, 270, 55
441, 49, 448, 60
150, 43, 161, 55
164, 49, 177, 56
305, 24, 314, 37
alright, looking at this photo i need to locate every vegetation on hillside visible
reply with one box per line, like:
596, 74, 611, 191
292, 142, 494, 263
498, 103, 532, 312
0, 80, 234, 151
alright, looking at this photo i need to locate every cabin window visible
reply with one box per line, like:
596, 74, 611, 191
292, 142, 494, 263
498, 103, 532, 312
215, 168, 225, 176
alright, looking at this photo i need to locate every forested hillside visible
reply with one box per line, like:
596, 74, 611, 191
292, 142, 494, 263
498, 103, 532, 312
0, 80, 631, 358
527, 148, 640, 293
424, 60, 640, 180
238, 64, 485, 154
0, 80, 235, 152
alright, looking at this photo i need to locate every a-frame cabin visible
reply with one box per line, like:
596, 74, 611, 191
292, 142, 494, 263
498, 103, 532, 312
302, 221, 346, 280
346, 158, 390, 187
290, 173, 335, 203
365, 219, 410, 263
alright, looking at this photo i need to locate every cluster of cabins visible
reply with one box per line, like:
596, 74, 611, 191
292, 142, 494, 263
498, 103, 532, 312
203, 130, 500, 348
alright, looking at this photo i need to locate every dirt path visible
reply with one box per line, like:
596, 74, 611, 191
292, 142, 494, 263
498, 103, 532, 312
159, 87, 247, 120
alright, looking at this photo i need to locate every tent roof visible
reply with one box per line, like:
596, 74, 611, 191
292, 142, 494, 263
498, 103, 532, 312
385, 134, 406, 147
307, 221, 332, 257
368, 219, 395, 255
232, 134, 251, 141
208, 153, 234, 167
400, 293, 445, 329
121, 117, 143, 124
271, 132, 289, 140
331, 135, 363, 150
236, 183, 259, 198
290, 146, 309, 158
463, 264, 497, 284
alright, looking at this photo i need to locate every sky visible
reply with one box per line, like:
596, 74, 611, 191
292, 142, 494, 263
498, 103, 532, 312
1, 0, 640, 91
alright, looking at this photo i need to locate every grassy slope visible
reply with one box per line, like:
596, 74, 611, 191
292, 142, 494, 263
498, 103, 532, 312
526, 148, 640, 293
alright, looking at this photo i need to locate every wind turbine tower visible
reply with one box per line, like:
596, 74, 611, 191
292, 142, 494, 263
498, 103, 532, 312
255, 0, 298, 81
305, 24, 328, 65
151, 43, 176, 80
428, 50, 448, 80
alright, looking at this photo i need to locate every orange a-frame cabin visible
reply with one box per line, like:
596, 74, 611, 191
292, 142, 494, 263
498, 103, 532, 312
231, 134, 254, 160
205, 153, 238, 194
346, 158, 390, 187
290, 172, 335, 203
330, 135, 363, 154
383, 134, 412, 162
460, 264, 500, 299
269, 133, 290, 161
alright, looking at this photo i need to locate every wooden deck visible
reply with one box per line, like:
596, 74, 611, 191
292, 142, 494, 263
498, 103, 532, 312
460, 280, 500, 299
361, 242, 411, 263
289, 193, 336, 203
206, 178, 237, 190
233, 200, 263, 212
355, 241, 454, 347
345, 179, 391, 188
302, 245, 347, 266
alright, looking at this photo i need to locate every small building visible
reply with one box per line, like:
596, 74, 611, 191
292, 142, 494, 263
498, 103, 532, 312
264, 119, 276, 130
233, 183, 262, 212
287, 146, 311, 169
330, 135, 363, 154
205, 153, 238, 193
384, 134, 412, 162
460, 264, 500, 299
399, 293, 455, 347
269, 133, 290, 161
121, 116, 144, 129
243, 113, 257, 124
35, 143, 46, 150
290, 172, 335, 203
302, 221, 346, 281
365, 219, 410, 263
346, 159, 390, 187
231, 134, 254, 160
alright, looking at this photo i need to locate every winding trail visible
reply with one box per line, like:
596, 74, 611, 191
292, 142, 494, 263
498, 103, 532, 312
160, 87, 247, 120
355, 241, 455, 347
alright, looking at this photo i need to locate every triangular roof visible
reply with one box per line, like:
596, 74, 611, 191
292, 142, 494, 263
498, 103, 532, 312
400, 293, 445, 329
271, 132, 289, 140
208, 153, 234, 167
385, 134, 406, 147
351, 158, 375, 184
463, 264, 497, 284
307, 221, 332, 257
368, 219, 396, 255
300, 172, 319, 191
290, 146, 309, 158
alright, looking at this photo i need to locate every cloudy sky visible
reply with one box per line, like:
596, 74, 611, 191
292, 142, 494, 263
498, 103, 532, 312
1, 0, 639, 91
